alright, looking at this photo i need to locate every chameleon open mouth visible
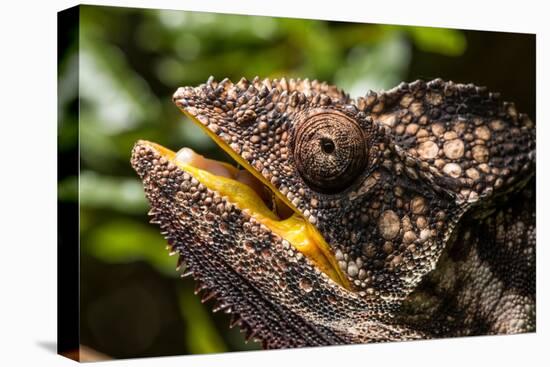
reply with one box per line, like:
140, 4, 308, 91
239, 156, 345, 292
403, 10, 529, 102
138, 138, 350, 290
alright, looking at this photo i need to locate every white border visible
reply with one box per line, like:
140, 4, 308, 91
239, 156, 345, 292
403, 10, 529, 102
0, 0, 547, 366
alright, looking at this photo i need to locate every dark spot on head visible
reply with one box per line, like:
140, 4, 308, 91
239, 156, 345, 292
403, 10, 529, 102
320, 137, 335, 154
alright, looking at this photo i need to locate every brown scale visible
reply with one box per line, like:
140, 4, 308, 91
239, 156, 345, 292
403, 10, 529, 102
131, 77, 535, 347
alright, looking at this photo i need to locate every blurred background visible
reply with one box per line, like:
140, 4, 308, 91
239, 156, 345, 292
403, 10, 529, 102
57, 5, 535, 359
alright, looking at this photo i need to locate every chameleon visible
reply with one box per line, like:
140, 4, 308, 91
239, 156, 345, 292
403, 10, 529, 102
130, 76, 536, 348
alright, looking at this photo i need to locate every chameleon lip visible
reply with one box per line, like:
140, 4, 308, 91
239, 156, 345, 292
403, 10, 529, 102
138, 139, 351, 290
174, 147, 285, 215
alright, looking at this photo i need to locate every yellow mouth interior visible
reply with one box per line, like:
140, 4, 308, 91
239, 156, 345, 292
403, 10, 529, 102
144, 139, 350, 290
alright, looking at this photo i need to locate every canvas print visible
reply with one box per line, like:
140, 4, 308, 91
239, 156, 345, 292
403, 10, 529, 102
58, 5, 536, 361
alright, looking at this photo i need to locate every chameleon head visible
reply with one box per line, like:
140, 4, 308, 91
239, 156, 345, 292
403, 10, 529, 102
131, 76, 535, 345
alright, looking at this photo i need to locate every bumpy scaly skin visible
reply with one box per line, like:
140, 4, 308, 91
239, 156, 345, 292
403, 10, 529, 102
131, 77, 535, 347
399, 178, 535, 336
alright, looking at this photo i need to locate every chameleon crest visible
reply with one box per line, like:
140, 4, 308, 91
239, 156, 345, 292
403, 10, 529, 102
131, 77, 535, 347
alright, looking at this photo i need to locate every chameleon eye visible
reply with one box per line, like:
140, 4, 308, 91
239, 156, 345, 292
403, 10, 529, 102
293, 111, 367, 193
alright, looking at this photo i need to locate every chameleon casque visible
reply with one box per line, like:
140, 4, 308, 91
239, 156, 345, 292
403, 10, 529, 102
130, 77, 536, 348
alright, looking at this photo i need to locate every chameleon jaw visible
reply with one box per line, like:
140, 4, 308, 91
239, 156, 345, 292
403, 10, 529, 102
136, 140, 351, 290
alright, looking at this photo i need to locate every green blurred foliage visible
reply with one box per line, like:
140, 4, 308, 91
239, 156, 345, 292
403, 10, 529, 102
59, 5, 467, 358
84, 218, 176, 274
405, 26, 466, 56
178, 290, 227, 354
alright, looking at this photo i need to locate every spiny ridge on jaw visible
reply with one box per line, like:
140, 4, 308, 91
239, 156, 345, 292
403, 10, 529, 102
147, 196, 273, 347
133, 139, 373, 338
168, 232, 336, 348
179, 258, 264, 345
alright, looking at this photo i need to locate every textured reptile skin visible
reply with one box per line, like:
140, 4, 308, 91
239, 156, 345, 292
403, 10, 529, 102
131, 77, 535, 348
